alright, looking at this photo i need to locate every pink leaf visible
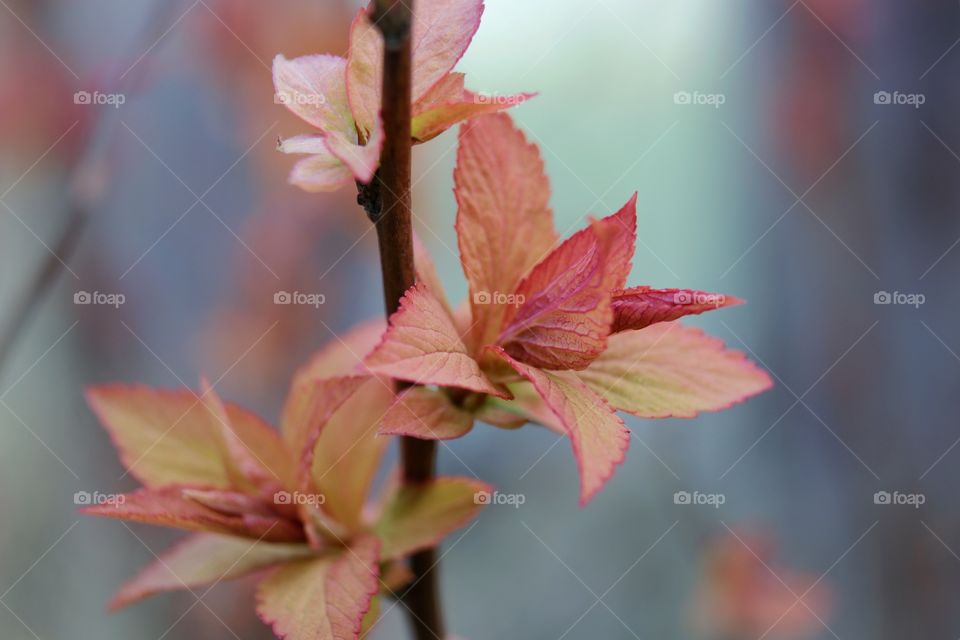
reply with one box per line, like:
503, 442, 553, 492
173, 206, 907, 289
455, 113, 557, 351
576, 323, 773, 418
280, 375, 369, 469
308, 378, 393, 532
375, 478, 492, 559
256, 536, 380, 640
413, 232, 454, 317
81, 486, 304, 542
611, 286, 743, 333
272, 54, 354, 136
380, 387, 474, 440
110, 534, 313, 610
413, 86, 536, 142
491, 348, 629, 505
86, 385, 288, 490
365, 282, 505, 396
497, 195, 638, 370
346, 0, 485, 137
323, 119, 384, 184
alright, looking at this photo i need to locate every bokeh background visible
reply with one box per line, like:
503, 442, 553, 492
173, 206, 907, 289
1, 0, 958, 638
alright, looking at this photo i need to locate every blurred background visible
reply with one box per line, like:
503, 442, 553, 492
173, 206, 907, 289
1, 0, 958, 638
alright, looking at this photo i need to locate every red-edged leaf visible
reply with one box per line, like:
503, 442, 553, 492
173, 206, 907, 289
413, 81, 536, 142
346, 0, 485, 137
496, 195, 637, 370
380, 387, 474, 440
577, 323, 773, 418
492, 347, 630, 505
110, 534, 313, 610
309, 378, 393, 532
86, 385, 288, 490
182, 489, 279, 518
81, 487, 305, 542
455, 113, 557, 351
281, 376, 369, 467
272, 54, 354, 137
200, 379, 276, 491
375, 478, 492, 559
256, 536, 380, 640
413, 232, 454, 317
365, 282, 505, 396
611, 286, 742, 333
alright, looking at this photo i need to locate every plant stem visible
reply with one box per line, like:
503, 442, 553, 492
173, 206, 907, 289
365, 2, 445, 638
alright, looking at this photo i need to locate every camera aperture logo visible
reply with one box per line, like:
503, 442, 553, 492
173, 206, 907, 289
74, 290, 125, 308
674, 291, 726, 307
874, 290, 924, 308
674, 91, 726, 109
74, 491, 126, 507
273, 491, 326, 506
873, 91, 925, 109
274, 291, 326, 308
674, 490, 725, 509
474, 490, 525, 508
74, 90, 126, 108
473, 291, 525, 308
874, 490, 925, 509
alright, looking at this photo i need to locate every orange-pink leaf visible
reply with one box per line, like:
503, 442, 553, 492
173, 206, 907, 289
414, 86, 536, 142
381, 387, 474, 440
81, 487, 305, 542
497, 195, 638, 370
375, 478, 492, 559
86, 385, 289, 489
455, 113, 557, 351
280, 375, 369, 467
346, 0, 485, 137
491, 347, 629, 505
272, 54, 354, 136
365, 282, 505, 396
576, 323, 773, 418
309, 378, 393, 532
611, 286, 743, 333
110, 534, 313, 610
256, 536, 380, 640
291, 319, 386, 388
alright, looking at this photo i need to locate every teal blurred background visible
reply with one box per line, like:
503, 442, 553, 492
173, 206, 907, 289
2, 0, 958, 638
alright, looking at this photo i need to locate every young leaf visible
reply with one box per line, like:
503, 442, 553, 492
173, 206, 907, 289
81, 487, 304, 542
280, 375, 369, 468
496, 196, 637, 370
375, 478, 492, 559
292, 319, 385, 387
576, 323, 773, 418
280, 138, 354, 192
309, 378, 393, 532
346, 0, 485, 137
491, 347, 630, 505
413, 80, 536, 143
380, 387, 475, 440
256, 536, 380, 640
110, 534, 313, 610
272, 54, 354, 136
365, 282, 505, 396
611, 286, 742, 333
455, 113, 557, 350
86, 385, 288, 489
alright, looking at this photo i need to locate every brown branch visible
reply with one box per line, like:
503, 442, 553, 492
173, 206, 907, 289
364, 1, 446, 639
